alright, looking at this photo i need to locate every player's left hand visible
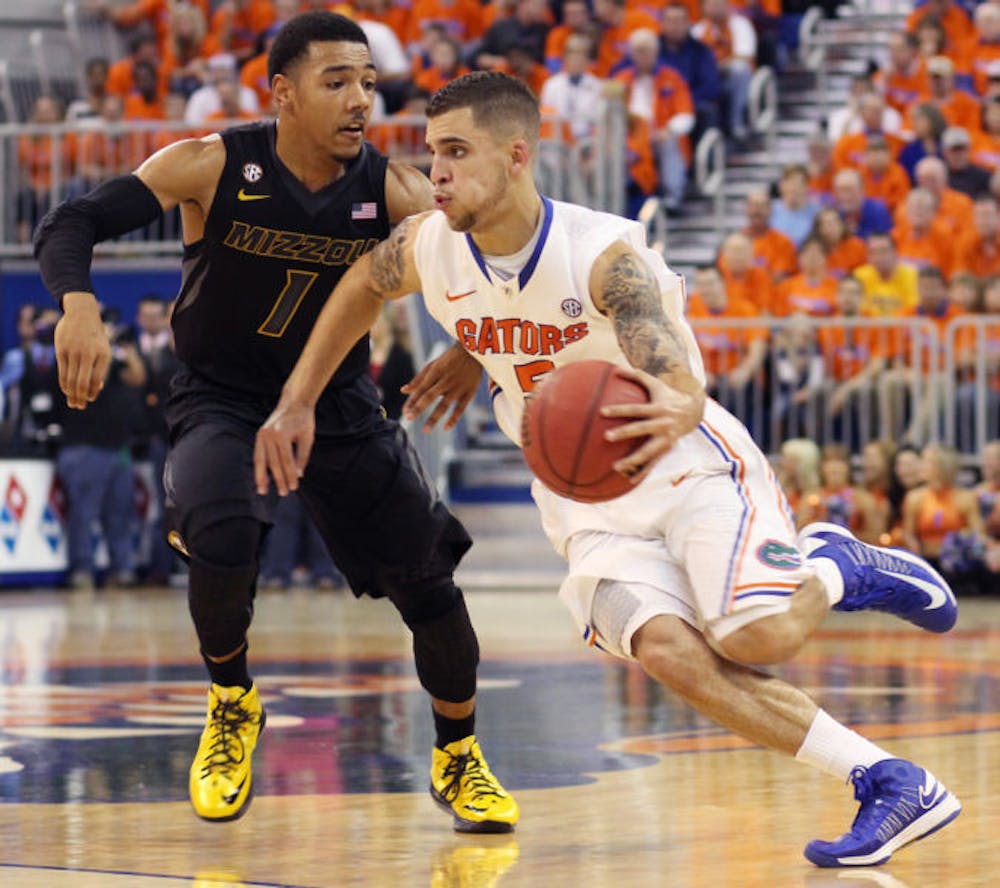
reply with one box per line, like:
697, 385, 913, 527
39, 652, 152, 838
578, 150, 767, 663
600, 366, 705, 485
401, 342, 483, 431
254, 398, 315, 496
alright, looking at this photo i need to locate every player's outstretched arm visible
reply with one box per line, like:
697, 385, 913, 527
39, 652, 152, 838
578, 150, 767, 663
590, 240, 706, 483
34, 136, 223, 409
254, 212, 431, 496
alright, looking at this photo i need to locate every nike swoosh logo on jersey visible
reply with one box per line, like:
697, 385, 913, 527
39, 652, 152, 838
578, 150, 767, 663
237, 188, 270, 201
873, 568, 948, 610
670, 470, 693, 487
445, 289, 476, 302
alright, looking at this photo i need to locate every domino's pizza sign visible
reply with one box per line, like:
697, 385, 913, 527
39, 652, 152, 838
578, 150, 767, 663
0, 460, 67, 574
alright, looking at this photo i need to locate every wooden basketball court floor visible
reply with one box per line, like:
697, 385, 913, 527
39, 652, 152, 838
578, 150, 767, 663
0, 576, 997, 888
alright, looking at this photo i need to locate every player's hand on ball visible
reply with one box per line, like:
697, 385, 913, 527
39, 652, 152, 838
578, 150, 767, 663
401, 342, 483, 431
600, 366, 705, 484
254, 398, 316, 496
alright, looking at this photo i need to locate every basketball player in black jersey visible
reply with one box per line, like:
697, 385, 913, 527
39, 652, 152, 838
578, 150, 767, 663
33, 12, 518, 833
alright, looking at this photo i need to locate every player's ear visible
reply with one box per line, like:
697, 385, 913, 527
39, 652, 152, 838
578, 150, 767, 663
510, 138, 532, 176
271, 73, 293, 110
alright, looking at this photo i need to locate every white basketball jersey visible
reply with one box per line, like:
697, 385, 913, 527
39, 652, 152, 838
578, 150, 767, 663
413, 197, 705, 443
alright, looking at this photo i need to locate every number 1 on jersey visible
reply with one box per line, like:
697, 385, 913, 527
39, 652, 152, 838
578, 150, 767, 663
258, 269, 319, 338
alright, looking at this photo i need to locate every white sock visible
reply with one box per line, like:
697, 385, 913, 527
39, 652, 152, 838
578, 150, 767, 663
794, 709, 891, 781
808, 557, 845, 607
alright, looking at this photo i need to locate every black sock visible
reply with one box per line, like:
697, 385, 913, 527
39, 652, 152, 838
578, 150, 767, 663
434, 709, 475, 749
203, 646, 252, 692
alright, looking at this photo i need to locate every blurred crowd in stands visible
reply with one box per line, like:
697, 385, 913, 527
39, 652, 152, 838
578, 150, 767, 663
3, 0, 1000, 592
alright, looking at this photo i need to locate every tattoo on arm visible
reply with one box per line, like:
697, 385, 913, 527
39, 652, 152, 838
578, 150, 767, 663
602, 252, 696, 387
369, 217, 412, 296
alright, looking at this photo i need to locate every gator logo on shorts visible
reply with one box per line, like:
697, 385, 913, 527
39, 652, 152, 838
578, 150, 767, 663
756, 539, 802, 570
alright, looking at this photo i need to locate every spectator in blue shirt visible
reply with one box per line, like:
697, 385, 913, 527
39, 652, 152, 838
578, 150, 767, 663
658, 2, 721, 136
832, 167, 893, 238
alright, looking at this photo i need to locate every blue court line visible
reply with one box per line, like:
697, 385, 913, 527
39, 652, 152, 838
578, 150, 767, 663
0, 863, 319, 888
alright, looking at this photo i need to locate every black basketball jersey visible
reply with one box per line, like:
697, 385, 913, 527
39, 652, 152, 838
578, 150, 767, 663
170, 122, 390, 434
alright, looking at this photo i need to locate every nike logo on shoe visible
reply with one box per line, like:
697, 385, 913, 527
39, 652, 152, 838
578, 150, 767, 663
873, 568, 948, 609
919, 773, 942, 809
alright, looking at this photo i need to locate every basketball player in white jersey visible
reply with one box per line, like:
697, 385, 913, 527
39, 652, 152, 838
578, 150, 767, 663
254, 73, 961, 867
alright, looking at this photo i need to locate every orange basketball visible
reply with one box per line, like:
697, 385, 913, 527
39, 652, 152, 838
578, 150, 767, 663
521, 360, 650, 503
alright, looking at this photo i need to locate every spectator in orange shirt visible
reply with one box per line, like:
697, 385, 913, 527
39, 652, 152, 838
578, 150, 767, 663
969, 3, 1000, 96
73, 95, 150, 193
592, 0, 659, 78
368, 86, 430, 167
405, 0, 484, 51
615, 28, 695, 212
415, 37, 471, 94
893, 187, 955, 278
742, 189, 797, 280
15, 95, 75, 244
89, 0, 211, 59
240, 27, 278, 113
953, 195, 1000, 279
858, 135, 911, 211
906, 0, 974, 54
687, 265, 768, 425
812, 443, 885, 543
207, 0, 275, 65
806, 131, 836, 201
162, 1, 212, 99
774, 238, 839, 316
717, 231, 775, 314
624, 113, 659, 217
123, 59, 165, 122
956, 281, 1000, 448
811, 206, 868, 277
915, 55, 982, 132
149, 92, 194, 154
877, 31, 929, 115
940, 125, 992, 196
832, 95, 904, 171
820, 275, 890, 444
913, 154, 975, 230
544, 0, 599, 72
106, 34, 160, 100
971, 95, 1000, 170
692, 0, 756, 141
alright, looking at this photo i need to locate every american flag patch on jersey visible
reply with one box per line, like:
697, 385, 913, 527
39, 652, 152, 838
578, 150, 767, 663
351, 202, 377, 220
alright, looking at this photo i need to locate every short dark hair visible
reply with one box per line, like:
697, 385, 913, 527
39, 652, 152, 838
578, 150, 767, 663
268, 12, 368, 82
918, 265, 945, 283
426, 71, 541, 145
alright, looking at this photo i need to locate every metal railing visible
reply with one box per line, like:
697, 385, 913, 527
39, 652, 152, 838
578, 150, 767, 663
694, 126, 726, 234
0, 103, 628, 254
748, 65, 777, 155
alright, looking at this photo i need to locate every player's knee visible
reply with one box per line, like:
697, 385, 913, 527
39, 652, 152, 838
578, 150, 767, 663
714, 612, 807, 665
392, 580, 479, 703
186, 517, 263, 658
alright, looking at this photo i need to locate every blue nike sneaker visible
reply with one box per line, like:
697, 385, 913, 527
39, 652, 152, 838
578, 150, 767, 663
798, 522, 957, 633
804, 759, 961, 867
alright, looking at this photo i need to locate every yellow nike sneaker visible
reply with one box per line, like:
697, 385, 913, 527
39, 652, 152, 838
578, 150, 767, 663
431, 839, 520, 888
189, 683, 265, 822
430, 736, 519, 833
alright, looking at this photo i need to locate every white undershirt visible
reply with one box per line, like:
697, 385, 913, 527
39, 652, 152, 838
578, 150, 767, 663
481, 206, 545, 282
